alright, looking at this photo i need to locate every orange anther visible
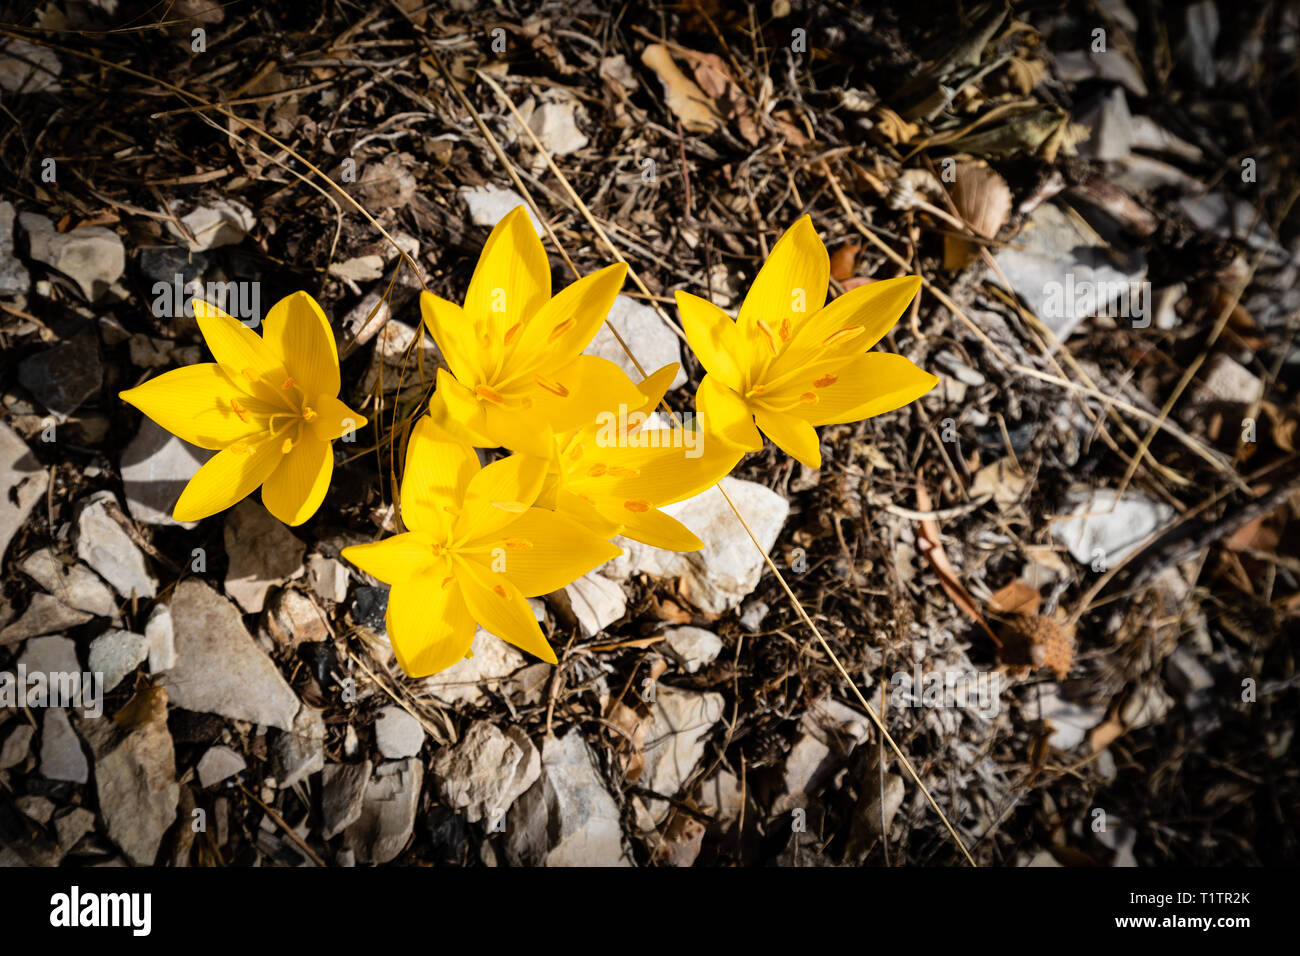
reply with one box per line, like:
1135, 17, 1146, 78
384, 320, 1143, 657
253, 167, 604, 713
821, 326, 865, 348
534, 374, 570, 398
623, 499, 651, 513
813, 373, 838, 388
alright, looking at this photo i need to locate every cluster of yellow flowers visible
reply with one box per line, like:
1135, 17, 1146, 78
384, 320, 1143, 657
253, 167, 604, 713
121, 211, 937, 677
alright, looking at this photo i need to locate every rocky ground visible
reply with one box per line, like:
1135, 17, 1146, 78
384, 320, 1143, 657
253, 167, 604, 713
1, 1, 1298, 867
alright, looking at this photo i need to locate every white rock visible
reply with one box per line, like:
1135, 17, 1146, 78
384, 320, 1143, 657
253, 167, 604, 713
321, 760, 372, 839
95, 713, 179, 865
18, 547, 116, 617
431, 722, 540, 825
584, 295, 686, 389
0, 723, 34, 770
19, 633, 80, 677
307, 554, 349, 603
88, 629, 149, 692
374, 706, 425, 759
639, 685, 725, 823
1076, 87, 1131, 162
74, 491, 157, 600
120, 419, 211, 528
420, 618, 534, 705
600, 478, 789, 615
0, 422, 49, 564
699, 768, 745, 827
0, 38, 61, 94
19, 212, 125, 302
223, 499, 305, 613
460, 186, 544, 236
162, 580, 301, 731
167, 199, 255, 251
0, 594, 91, 645
0, 201, 29, 300
145, 604, 176, 673
40, 708, 87, 784
663, 626, 723, 673
772, 698, 873, 815
1051, 487, 1174, 567
1196, 354, 1264, 406
993, 203, 1147, 342
506, 728, 633, 866
563, 571, 626, 637
271, 705, 326, 789
1033, 683, 1107, 750
342, 758, 423, 864
528, 99, 588, 157
196, 745, 246, 788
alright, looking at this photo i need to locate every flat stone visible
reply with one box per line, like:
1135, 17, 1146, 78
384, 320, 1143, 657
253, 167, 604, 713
161, 580, 300, 731
699, 768, 745, 827
306, 554, 349, 603
374, 706, 425, 759
342, 758, 423, 864
562, 571, 626, 637
0, 593, 91, 645
600, 478, 788, 615
0, 422, 47, 564
1051, 487, 1175, 568
74, 491, 156, 600
19, 213, 124, 301
265, 588, 327, 647
773, 698, 873, 816
270, 705, 325, 788
88, 629, 149, 692
40, 707, 88, 783
120, 419, 211, 528
431, 722, 540, 825
321, 760, 372, 839
196, 745, 246, 788
18, 328, 103, 420
223, 499, 305, 613
639, 686, 725, 823
18, 548, 116, 617
145, 604, 175, 673
584, 294, 686, 389
95, 702, 179, 865
527, 98, 588, 157
16, 794, 55, 824
20, 633, 81, 677
167, 199, 255, 252
993, 203, 1147, 342
0, 723, 34, 770
420, 625, 529, 705
0, 201, 29, 299
460, 186, 544, 236
506, 728, 632, 867
54, 807, 96, 850
0, 39, 61, 94
663, 626, 723, 673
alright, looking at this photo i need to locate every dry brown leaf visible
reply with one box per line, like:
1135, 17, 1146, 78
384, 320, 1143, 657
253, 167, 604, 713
944, 161, 1011, 270
988, 579, 1042, 615
829, 242, 860, 281
640, 44, 720, 133
871, 105, 919, 145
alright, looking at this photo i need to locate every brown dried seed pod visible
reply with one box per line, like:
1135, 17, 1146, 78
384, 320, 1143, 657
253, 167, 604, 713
944, 161, 1012, 270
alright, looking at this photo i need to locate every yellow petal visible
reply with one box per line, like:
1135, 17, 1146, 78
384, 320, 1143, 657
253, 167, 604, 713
420, 292, 479, 384
463, 205, 551, 360
608, 504, 703, 551
456, 452, 549, 543
524, 355, 645, 434
260, 291, 341, 398
428, 368, 492, 447
697, 374, 762, 451
770, 275, 922, 379
508, 263, 627, 377
469, 508, 622, 596
736, 216, 829, 339
553, 487, 623, 540
262, 434, 332, 526
754, 407, 822, 468
173, 435, 281, 521
791, 352, 938, 426
456, 556, 557, 664
309, 393, 367, 443
194, 298, 285, 384
342, 531, 437, 586
401, 415, 480, 535
386, 572, 476, 677
480, 403, 556, 458
576, 435, 743, 508
120, 364, 262, 450
676, 290, 745, 390
634, 363, 680, 414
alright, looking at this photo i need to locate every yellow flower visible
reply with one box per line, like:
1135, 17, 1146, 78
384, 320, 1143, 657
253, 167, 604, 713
421, 206, 643, 458
535, 363, 744, 551
119, 292, 366, 525
677, 216, 939, 468
342, 416, 621, 677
